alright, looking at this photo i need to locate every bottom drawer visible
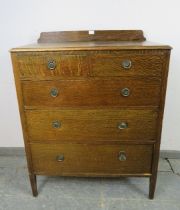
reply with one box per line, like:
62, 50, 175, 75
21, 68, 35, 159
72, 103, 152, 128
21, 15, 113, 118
30, 143, 153, 176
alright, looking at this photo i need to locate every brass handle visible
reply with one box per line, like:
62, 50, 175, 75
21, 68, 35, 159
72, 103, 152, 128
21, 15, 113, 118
118, 151, 127, 161
122, 60, 132, 69
52, 120, 61, 128
50, 88, 59, 97
56, 154, 64, 162
118, 122, 128, 130
47, 60, 56, 70
121, 88, 130, 97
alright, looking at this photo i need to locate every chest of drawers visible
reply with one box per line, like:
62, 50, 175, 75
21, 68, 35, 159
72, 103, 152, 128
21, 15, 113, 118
10, 30, 171, 199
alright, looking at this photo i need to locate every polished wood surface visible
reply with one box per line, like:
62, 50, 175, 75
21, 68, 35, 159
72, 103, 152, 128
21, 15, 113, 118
10, 41, 171, 52
38, 30, 146, 43
30, 143, 153, 175
25, 109, 158, 142
22, 79, 161, 107
91, 53, 164, 77
15, 51, 164, 79
16, 52, 90, 79
10, 30, 171, 199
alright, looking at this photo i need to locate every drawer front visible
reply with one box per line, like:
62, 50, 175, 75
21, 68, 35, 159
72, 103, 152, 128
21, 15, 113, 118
31, 143, 153, 175
16, 51, 163, 79
91, 53, 163, 77
26, 109, 158, 142
22, 78, 161, 108
16, 52, 90, 79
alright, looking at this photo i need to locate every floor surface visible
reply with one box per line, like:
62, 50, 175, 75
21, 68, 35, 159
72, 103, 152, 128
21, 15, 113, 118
0, 155, 180, 210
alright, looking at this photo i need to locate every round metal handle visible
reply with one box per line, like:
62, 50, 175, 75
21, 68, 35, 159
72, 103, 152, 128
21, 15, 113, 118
118, 151, 127, 161
122, 60, 132, 69
121, 88, 130, 97
56, 154, 64, 162
47, 60, 56, 70
118, 122, 128, 130
52, 120, 61, 128
50, 88, 59, 97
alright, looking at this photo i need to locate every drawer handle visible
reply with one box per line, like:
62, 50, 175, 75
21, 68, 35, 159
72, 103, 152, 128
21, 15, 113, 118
56, 154, 64, 162
52, 120, 61, 128
118, 151, 127, 161
50, 88, 59, 97
118, 122, 128, 130
122, 60, 132, 69
47, 60, 56, 70
121, 88, 130, 97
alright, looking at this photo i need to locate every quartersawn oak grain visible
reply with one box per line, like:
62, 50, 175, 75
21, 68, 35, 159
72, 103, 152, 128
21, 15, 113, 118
91, 53, 163, 77
30, 143, 153, 175
22, 78, 161, 107
15, 51, 164, 79
10, 30, 172, 199
25, 109, 158, 142
16, 52, 90, 79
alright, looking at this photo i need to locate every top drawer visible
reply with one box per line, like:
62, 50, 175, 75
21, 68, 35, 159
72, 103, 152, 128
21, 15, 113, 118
16, 52, 90, 79
91, 52, 163, 77
16, 51, 163, 79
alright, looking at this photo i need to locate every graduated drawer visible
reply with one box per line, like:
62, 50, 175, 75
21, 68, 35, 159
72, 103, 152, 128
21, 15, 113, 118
30, 143, 153, 175
22, 78, 161, 108
16, 51, 163, 79
25, 109, 158, 142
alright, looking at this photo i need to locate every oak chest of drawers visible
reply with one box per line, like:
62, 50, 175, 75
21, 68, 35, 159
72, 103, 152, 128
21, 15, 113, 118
10, 30, 171, 199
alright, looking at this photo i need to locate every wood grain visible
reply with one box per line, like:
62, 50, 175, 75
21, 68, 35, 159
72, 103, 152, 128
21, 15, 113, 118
10, 53, 38, 196
91, 53, 163, 77
38, 30, 146, 43
22, 78, 161, 107
16, 52, 90, 79
15, 51, 164, 79
149, 50, 171, 199
10, 42, 171, 53
30, 143, 153, 175
10, 30, 172, 198
25, 109, 158, 142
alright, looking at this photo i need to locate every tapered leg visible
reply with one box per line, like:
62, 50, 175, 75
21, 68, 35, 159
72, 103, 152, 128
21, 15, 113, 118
149, 173, 157, 199
29, 174, 38, 197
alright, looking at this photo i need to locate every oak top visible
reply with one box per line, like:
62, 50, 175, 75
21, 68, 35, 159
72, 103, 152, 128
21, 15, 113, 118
10, 41, 171, 52
10, 30, 172, 52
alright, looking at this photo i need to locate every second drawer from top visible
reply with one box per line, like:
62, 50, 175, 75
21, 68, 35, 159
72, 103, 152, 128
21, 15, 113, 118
22, 78, 161, 108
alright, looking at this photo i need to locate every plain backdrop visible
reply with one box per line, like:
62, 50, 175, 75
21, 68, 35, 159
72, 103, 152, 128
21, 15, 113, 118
0, 0, 179, 150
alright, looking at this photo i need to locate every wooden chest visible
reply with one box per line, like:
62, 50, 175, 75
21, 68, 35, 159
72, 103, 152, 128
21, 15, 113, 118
10, 30, 171, 199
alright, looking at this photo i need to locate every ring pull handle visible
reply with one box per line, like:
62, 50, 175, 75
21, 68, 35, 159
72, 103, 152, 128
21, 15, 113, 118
47, 60, 56, 70
50, 88, 59, 97
122, 60, 132, 69
118, 151, 127, 161
121, 88, 130, 97
118, 122, 128, 130
56, 154, 64, 162
52, 120, 61, 128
